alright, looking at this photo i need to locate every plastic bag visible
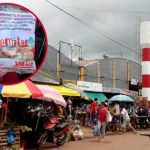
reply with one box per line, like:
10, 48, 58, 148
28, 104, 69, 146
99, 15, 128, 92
7, 130, 15, 144
73, 129, 84, 140
106, 112, 112, 123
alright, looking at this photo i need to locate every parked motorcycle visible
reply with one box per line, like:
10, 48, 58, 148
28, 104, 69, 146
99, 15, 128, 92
37, 110, 69, 149
130, 108, 149, 129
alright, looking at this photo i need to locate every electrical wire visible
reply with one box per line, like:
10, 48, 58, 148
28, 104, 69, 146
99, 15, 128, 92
45, 0, 140, 55
60, 6, 150, 14
62, 0, 136, 44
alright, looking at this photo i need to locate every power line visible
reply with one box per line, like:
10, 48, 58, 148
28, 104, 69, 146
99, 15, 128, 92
45, 0, 140, 55
60, 1, 136, 56
61, 0, 142, 45
61, 6, 150, 14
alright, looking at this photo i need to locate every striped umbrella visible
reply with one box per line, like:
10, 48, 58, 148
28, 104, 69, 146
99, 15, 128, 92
0, 80, 42, 98
0, 80, 66, 107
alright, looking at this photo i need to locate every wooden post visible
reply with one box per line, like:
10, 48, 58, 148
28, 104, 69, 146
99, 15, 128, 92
4, 98, 9, 122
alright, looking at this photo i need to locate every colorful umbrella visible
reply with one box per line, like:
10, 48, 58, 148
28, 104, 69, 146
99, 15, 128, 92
0, 81, 66, 107
0, 80, 43, 98
36, 84, 66, 107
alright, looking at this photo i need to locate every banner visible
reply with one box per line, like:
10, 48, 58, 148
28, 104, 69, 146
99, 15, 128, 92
0, 8, 36, 74
77, 81, 102, 92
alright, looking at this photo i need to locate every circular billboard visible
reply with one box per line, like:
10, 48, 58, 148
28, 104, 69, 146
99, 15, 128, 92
0, 3, 48, 85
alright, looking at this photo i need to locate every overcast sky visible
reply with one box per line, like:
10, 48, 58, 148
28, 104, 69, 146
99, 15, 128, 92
1, 0, 150, 63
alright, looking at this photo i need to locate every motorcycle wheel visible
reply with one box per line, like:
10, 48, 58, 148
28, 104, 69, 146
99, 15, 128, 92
140, 120, 148, 129
130, 120, 138, 129
37, 131, 48, 147
56, 133, 67, 146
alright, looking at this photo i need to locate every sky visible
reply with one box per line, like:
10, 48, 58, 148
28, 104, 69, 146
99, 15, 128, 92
1, 0, 150, 63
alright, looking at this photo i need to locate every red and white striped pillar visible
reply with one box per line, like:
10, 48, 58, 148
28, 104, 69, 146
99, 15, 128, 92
140, 22, 150, 101
142, 48, 150, 101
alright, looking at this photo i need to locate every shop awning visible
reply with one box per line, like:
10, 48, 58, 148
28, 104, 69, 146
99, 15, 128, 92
51, 85, 80, 96
85, 91, 107, 104
36, 84, 66, 107
63, 83, 90, 100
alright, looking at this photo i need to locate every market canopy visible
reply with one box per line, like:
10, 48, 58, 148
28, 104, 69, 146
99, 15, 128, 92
85, 91, 107, 104
51, 85, 80, 96
36, 84, 66, 107
109, 94, 134, 102
1, 80, 43, 98
63, 83, 90, 100
0, 80, 66, 107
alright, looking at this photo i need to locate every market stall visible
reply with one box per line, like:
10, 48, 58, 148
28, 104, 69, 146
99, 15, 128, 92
0, 80, 67, 149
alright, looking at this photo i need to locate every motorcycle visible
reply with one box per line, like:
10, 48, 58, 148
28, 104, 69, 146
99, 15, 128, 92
37, 110, 69, 149
130, 108, 149, 129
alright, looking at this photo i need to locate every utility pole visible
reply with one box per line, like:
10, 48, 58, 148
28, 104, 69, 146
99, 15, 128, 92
57, 41, 83, 82
58, 41, 71, 83
73, 45, 83, 80
136, 17, 141, 94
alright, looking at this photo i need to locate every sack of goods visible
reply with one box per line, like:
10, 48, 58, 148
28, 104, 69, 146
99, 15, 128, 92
72, 125, 84, 140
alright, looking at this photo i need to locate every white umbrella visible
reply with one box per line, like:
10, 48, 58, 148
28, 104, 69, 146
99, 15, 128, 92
109, 94, 134, 102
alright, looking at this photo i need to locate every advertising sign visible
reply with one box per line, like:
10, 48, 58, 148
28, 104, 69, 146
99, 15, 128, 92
0, 9, 36, 74
131, 78, 138, 85
77, 81, 102, 92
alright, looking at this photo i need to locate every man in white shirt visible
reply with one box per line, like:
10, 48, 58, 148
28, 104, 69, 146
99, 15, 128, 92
115, 103, 120, 114
120, 104, 137, 134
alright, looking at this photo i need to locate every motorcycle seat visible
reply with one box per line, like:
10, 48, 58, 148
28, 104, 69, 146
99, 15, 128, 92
49, 117, 60, 123
44, 122, 56, 130
56, 122, 69, 129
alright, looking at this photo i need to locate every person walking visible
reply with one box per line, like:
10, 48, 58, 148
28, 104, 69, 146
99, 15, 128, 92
120, 104, 137, 134
90, 98, 98, 126
67, 97, 73, 115
97, 102, 108, 142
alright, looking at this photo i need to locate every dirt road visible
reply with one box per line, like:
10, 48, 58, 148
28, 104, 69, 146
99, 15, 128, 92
39, 128, 150, 150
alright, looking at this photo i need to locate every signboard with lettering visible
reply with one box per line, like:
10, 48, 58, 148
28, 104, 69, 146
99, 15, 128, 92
0, 7, 36, 74
131, 78, 138, 85
77, 81, 102, 92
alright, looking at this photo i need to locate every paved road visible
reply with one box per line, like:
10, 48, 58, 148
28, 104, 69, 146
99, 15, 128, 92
37, 128, 150, 150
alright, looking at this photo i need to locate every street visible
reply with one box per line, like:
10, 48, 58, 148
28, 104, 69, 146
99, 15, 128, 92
38, 128, 150, 150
